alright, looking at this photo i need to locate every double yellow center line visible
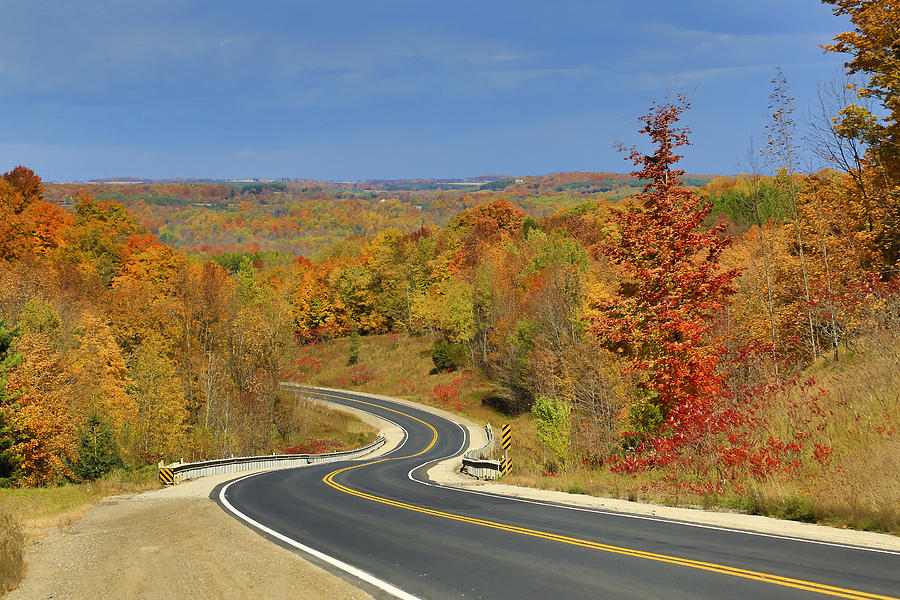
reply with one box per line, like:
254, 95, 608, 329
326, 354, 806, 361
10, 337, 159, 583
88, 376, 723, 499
315, 391, 897, 600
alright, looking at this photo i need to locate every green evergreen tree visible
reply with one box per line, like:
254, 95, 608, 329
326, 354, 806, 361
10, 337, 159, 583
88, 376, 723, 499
347, 330, 361, 365
0, 410, 22, 487
0, 319, 22, 486
0, 320, 21, 397
72, 412, 124, 481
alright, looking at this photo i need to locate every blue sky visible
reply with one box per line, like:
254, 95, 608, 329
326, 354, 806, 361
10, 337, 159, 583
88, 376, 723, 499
1, 1, 850, 181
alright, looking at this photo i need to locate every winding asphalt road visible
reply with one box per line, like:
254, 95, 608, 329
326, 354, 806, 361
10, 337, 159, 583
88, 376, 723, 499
216, 387, 899, 600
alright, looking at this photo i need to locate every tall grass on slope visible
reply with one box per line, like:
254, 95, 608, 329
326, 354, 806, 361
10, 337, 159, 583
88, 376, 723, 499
275, 391, 379, 452
781, 330, 900, 531
283, 332, 498, 424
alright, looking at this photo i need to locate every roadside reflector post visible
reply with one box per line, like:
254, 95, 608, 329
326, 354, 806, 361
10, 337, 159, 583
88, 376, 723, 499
501, 424, 512, 477
158, 466, 175, 486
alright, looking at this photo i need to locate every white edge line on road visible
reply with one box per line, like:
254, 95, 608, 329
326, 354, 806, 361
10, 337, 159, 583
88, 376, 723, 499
406, 421, 900, 558
377, 421, 409, 459
219, 471, 422, 600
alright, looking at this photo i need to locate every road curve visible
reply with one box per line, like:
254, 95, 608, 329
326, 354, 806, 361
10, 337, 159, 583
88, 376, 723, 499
216, 387, 900, 600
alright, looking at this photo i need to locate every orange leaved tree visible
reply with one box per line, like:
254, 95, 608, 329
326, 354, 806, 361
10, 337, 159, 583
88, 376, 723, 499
590, 97, 740, 433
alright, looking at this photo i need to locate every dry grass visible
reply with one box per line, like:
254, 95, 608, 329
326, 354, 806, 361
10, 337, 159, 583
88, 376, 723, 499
0, 467, 160, 539
279, 392, 379, 450
0, 505, 25, 596
776, 331, 900, 531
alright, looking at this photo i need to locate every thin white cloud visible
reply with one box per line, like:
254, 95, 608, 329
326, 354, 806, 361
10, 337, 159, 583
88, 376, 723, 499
622, 23, 830, 68
619, 63, 774, 90
486, 54, 523, 62
619, 57, 835, 93
645, 22, 834, 46
219, 33, 250, 50
480, 64, 596, 88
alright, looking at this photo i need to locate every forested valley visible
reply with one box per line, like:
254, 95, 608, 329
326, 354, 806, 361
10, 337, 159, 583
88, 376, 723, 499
0, 0, 898, 536
43, 171, 688, 258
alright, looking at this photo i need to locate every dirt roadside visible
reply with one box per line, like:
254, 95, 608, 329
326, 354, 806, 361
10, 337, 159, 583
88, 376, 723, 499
8, 492, 373, 600
6, 402, 404, 600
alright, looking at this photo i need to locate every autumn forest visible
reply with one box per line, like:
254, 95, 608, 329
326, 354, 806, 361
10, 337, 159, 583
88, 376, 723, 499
1, 0, 898, 533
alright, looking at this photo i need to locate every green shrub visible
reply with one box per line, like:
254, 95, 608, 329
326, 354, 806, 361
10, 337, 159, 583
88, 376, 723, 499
431, 339, 467, 372
531, 395, 572, 470
628, 393, 664, 432
621, 394, 665, 451
777, 496, 817, 523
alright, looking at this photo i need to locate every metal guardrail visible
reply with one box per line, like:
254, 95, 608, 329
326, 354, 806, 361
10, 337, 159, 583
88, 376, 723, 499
277, 381, 502, 480
461, 424, 502, 479
464, 423, 495, 460
158, 436, 386, 485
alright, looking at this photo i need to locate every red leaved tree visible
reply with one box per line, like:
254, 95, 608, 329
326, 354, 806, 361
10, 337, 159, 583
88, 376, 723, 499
590, 97, 740, 434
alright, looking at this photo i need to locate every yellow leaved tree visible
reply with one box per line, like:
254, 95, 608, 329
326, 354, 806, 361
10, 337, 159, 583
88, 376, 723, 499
69, 312, 136, 435
129, 334, 187, 461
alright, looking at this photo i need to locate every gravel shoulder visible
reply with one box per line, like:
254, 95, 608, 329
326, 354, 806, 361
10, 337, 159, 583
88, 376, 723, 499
9, 490, 374, 600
